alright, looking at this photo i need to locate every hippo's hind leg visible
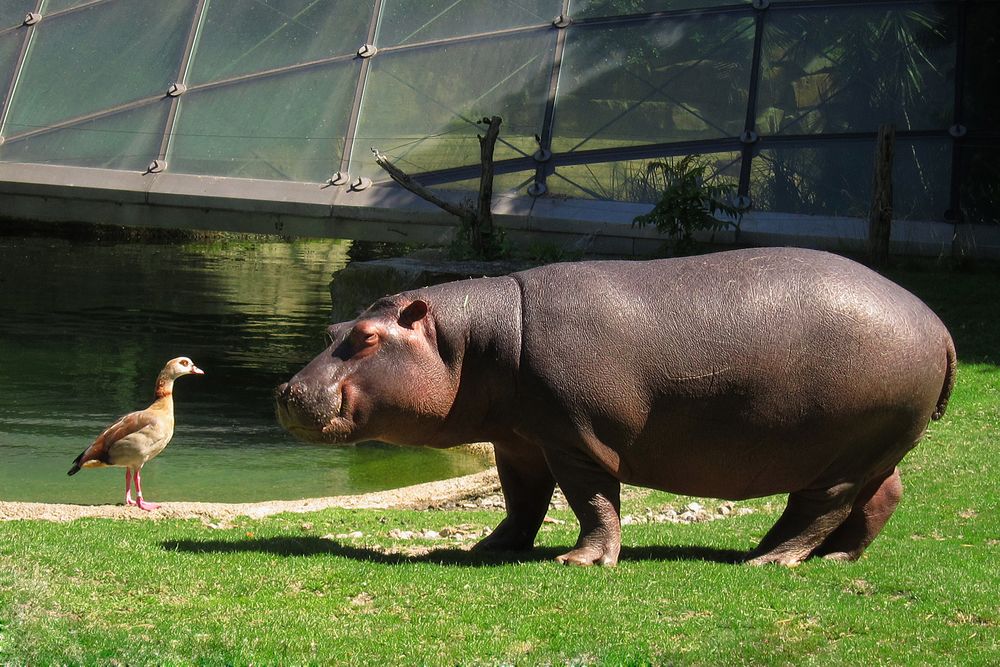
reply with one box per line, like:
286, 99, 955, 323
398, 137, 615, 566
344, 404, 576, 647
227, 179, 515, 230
815, 467, 903, 561
746, 482, 858, 566
473, 438, 556, 553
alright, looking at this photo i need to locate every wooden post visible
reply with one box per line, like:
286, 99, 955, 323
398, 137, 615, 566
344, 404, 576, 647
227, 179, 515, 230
868, 124, 895, 267
475, 116, 502, 253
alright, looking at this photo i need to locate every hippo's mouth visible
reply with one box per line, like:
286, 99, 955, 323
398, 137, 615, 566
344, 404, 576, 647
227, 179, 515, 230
278, 411, 356, 445
275, 382, 360, 445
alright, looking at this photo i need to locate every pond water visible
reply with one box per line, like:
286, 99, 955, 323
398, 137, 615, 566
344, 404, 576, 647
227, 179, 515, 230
0, 236, 487, 504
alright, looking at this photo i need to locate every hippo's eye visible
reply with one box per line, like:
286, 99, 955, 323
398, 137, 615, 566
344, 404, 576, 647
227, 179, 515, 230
348, 326, 380, 356
352, 330, 378, 348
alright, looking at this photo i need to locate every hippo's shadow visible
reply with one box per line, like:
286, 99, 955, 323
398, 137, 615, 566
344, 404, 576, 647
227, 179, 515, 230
161, 536, 744, 566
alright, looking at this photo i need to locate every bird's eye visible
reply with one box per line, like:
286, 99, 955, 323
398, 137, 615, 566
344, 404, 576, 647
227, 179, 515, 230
180, 359, 189, 366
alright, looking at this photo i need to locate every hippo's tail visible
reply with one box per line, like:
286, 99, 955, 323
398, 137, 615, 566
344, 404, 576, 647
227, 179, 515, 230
932, 335, 957, 421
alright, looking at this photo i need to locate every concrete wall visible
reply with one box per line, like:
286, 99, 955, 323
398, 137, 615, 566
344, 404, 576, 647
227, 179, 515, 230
1, 162, 997, 259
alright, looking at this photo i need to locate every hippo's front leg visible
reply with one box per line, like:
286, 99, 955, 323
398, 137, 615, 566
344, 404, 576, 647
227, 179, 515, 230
473, 438, 556, 553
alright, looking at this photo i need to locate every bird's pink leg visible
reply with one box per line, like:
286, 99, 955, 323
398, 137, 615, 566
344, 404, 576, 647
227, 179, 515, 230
134, 467, 159, 511
124, 468, 137, 506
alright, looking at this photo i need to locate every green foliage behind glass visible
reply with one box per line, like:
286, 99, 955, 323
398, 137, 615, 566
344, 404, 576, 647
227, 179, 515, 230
633, 155, 743, 255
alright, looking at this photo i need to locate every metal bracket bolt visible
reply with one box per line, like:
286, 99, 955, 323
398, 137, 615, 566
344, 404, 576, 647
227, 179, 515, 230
752, 0, 770, 10
350, 176, 372, 191
147, 159, 167, 174
553, 14, 572, 29
166, 83, 187, 97
328, 171, 350, 186
740, 130, 759, 145
527, 181, 547, 197
23, 13, 41, 26
949, 124, 967, 138
357, 44, 378, 59
533, 148, 552, 163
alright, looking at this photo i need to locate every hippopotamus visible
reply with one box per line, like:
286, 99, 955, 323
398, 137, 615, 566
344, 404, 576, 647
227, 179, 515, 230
275, 247, 955, 566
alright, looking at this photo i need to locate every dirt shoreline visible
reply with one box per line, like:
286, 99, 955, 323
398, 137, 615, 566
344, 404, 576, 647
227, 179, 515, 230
0, 468, 502, 523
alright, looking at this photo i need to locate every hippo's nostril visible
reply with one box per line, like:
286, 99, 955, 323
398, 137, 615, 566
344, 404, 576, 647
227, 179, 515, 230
275, 380, 314, 410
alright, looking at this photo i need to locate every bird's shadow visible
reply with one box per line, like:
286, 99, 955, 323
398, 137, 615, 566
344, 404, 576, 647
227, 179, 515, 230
161, 536, 745, 566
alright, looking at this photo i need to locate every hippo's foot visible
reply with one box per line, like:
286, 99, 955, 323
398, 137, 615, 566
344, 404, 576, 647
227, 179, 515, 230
556, 540, 619, 567
545, 454, 622, 567
745, 549, 812, 567
815, 467, 902, 562
746, 484, 857, 567
472, 518, 538, 552
556, 510, 622, 567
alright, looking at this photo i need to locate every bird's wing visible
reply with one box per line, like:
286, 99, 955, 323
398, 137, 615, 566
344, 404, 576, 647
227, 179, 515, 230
74, 410, 159, 467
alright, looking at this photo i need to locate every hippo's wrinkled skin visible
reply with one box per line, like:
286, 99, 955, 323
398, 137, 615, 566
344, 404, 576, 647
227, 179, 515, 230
276, 248, 955, 566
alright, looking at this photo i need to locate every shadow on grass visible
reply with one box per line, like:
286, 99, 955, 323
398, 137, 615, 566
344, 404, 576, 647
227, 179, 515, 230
161, 536, 745, 566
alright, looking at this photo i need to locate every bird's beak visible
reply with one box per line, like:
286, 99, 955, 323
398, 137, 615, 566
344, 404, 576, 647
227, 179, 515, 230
191, 366, 205, 375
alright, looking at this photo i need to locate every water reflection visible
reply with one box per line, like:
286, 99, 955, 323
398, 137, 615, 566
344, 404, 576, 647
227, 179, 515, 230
0, 236, 487, 503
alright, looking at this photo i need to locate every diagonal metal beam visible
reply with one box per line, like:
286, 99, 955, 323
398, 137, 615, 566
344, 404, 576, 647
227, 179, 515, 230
0, 0, 44, 141
534, 0, 572, 189
156, 0, 210, 164
339, 0, 383, 176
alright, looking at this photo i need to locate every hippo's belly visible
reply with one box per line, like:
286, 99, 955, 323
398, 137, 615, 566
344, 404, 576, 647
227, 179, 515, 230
613, 397, 918, 499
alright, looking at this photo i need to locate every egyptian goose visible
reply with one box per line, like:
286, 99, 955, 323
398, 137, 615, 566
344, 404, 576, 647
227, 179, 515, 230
67, 356, 204, 510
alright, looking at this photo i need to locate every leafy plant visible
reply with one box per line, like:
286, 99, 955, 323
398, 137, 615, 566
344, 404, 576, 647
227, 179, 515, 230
633, 155, 743, 255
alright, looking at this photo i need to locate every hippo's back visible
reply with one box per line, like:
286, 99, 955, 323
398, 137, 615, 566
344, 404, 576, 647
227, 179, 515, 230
511, 248, 954, 497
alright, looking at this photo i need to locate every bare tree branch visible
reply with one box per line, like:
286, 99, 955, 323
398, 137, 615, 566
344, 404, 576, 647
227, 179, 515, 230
372, 116, 506, 259
371, 148, 476, 224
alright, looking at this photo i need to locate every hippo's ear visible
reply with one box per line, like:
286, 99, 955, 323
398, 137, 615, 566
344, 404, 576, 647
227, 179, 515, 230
398, 300, 429, 329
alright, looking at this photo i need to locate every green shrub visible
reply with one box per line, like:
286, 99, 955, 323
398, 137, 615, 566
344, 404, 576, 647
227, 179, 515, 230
633, 156, 743, 255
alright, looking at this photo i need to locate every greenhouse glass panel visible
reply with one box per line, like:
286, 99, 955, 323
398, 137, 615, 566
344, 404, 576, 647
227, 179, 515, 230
42, 1, 99, 14
3, 0, 195, 135
0, 31, 21, 102
549, 152, 741, 203
552, 13, 755, 154
351, 31, 554, 180
0, 102, 169, 171
431, 170, 536, 196
168, 64, 358, 182
756, 4, 955, 135
376, 0, 558, 46
959, 144, 1000, 226
750, 141, 875, 218
569, 0, 750, 19
186, 0, 373, 85
0, 1, 34, 28
893, 139, 950, 221
962, 1, 999, 131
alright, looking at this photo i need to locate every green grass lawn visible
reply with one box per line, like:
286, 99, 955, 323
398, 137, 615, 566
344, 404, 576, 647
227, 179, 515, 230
1, 263, 997, 665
